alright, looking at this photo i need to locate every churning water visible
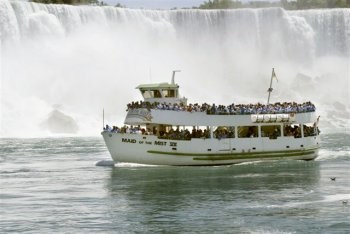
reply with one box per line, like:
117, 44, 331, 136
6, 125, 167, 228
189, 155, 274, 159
0, 134, 349, 233
0, 1, 349, 137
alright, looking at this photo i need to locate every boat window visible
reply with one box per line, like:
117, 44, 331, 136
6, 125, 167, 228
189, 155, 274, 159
284, 124, 302, 138
140, 90, 162, 98
162, 89, 176, 98
303, 123, 318, 137
261, 125, 281, 139
153, 90, 162, 98
157, 125, 210, 140
214, 126, 235, 139
238, 126, 258, 138
141, 90, 152, 98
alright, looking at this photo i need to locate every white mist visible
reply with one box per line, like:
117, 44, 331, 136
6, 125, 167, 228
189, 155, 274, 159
0, 1, 349, 137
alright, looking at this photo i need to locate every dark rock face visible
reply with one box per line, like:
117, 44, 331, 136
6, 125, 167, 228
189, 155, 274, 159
43, 110, 79, 134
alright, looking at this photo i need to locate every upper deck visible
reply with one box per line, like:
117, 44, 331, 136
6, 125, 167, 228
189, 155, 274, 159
128, 71, 317, 126
124, 102, 317, 126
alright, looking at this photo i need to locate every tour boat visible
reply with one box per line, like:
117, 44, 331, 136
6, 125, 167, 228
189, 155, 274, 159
101, 69, 320, 165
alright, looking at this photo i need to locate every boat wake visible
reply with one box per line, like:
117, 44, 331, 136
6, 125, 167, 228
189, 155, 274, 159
114, 162, 160, 168
233, 173, 268, 178
317, 149, 350, 161
249, 193, 350, 210
234, 161, 265, 166
323, 194, 350, 203
95, 160, 115, 167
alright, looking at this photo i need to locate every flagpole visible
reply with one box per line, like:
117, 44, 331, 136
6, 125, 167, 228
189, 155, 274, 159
103, 108, 105, 130
267, 68, 275, 105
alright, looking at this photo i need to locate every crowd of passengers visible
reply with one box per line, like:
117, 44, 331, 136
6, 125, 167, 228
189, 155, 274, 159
105, 125, 211, 140
159, 127, 210, 140
104, 124, 319, 140
303, 124, 319, 137
105, 125, 232, 140
126, 101, 315, 114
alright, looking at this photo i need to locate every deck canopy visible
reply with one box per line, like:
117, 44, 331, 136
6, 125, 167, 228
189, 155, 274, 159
136, 83, 179, 89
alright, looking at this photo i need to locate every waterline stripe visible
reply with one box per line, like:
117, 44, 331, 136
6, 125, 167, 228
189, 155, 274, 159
147, 147, 319, 157
193, 151, 316, 161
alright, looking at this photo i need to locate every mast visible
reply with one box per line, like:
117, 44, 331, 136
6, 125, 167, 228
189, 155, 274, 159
267, 68, 277, 105
171, 70, 181, 84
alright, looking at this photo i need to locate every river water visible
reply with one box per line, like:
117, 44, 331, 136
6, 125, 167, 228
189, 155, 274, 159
1, 133, 349, 233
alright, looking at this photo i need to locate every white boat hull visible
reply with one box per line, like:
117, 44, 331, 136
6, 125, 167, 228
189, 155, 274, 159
102, 131, 319, 166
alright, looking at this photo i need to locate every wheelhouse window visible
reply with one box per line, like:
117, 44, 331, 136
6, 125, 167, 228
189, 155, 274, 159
162, 89, 176, 98
238, 126, 258, 138
141, 90, 162, 98
153, 90, 162, 98
141, 90, 152, 98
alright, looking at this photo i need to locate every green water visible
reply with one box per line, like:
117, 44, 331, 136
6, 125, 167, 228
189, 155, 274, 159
0, 134, 349, 233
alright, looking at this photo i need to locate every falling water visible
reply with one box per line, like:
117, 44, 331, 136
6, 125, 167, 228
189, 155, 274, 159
0, 0, 349, 137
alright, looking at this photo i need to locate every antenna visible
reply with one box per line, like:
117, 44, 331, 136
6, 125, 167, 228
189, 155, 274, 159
267, 68, 277, 105
171, 70, 181, 84
103, 108, 105, 130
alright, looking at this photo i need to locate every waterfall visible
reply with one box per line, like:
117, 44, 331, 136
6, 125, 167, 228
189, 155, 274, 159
0, 0, 349, 136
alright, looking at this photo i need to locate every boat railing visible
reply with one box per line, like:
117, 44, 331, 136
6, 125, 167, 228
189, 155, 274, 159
251, 114, 294, 123
126, 101, 316, 115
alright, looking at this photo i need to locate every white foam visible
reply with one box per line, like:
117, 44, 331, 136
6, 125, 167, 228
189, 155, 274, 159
236, 160, 265, 166
316, 149, 350, 161
114, 162, 159, 168
248, 192, 350, 210
234, 173, 267, 178
95, 160, 115, 167
248, 229, 294, 234
323, 194, 350, 203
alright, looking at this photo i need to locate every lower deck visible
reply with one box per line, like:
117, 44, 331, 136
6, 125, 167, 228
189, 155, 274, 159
102, 131, 320, 165
103, 110, 320, 165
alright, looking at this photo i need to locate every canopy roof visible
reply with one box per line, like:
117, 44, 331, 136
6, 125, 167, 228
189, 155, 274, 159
136, 82, 179, 90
